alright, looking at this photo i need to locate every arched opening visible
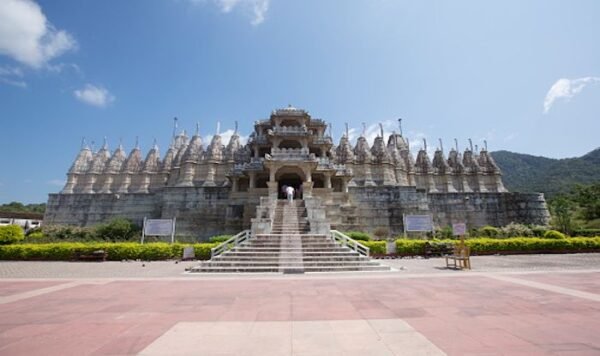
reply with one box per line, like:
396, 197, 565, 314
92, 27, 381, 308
312, 173, 325, 188
276, 166, 305, 199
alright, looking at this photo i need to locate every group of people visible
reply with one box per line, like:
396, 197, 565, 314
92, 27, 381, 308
281, 184, 302, 202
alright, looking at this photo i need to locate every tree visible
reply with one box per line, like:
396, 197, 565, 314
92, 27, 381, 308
550, 196, 574, 234
573, 183, 600, 221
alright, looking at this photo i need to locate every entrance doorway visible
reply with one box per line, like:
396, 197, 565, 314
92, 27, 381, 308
278, 173, 303, 199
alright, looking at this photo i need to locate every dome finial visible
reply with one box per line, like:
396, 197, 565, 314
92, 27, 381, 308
195, 122, 200, 136
234, 121, 238, 135
484, 140, 488, 151
345, 122, 349, 139
379, 123, 384, 138
423, 138, 427, 152
81, 137, 88, 150
102, 136, 108, 150
439, 138, 443, 153
361, 122, 366, 137
468, 138, 473, 152
398, 118, 403, 136
216, 121, 220, 135
454, 138, 459, 152
172, 117, 178, 139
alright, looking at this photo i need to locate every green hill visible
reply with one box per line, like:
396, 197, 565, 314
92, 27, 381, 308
491, 148, 600, 198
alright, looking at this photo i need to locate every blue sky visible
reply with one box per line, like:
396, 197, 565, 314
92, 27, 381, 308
1, 0, 599, 204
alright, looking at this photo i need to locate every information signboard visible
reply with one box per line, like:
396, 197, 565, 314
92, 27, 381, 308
144, 219, 174, 236
403, 215, 433, 232
452, 222, 467, 236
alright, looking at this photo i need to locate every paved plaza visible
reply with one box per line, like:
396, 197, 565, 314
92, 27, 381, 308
1, 254, 600, 355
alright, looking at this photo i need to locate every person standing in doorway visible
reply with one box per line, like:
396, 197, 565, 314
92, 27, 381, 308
286, 185, 295, 203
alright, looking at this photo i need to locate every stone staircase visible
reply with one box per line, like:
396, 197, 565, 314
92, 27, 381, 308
189, 200, 390, 273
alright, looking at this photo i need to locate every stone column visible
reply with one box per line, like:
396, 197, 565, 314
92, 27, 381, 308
248, 172, 256, 188
117, 174, 131, 193
177, 163, 195, 187
203, 163, 216, 186
136, 174, 151, 193
324, 172, 332, 189
302, 181, 314, 198
99, 175, 114, 193
267, 181, 278, 199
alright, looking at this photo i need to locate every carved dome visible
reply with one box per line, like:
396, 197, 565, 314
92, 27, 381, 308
88, 144, 111, 174
142, 143, 161, 173
104, 145, 126, 174
68, 146, 93, 174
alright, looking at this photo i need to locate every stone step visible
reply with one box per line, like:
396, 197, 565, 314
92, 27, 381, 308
189, 265, 390, 273
198, 261, 382, 267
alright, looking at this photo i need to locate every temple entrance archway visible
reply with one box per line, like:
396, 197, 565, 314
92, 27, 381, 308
275, 166, 305, 199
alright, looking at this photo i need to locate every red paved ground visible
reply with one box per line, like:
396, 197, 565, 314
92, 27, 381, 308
1, 273, 600, 355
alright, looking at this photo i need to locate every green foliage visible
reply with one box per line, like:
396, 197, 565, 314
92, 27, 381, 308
0, 225, 25, 245
573, 183, 600, 221
492, 148, 600, 199
344, 231, 371, 241
359, 240, 386, 254
209, 235, 232, 243
41, 225, 95, 241
550, 196, 574, 234
543, 230, 566, 239
94, 218, 140, 242
500, 223, 533, 237
530, 225, 548, 237
572, 228, 600, 237
26, 231, 44, 240
0, 242, 218, 261
372, 227, 390, 240
434, 226, 454, 239
395, 237, 600, 255
479, 226, 500, 238
0, 202, 46, 214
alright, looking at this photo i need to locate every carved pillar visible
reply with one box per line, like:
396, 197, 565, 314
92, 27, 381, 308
81, 175, 97, 194
302, 181, 313, 198
61, 174, 78, 194
177, 163, 195, 187
117, 174, 131, 193
231, 177, 239, 192
363, 164, 375, 186
99, 175, 114, 193
203, 163, 216, 186
137, 174, 151, 193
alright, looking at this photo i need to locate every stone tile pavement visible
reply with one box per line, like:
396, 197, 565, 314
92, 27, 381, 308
1, 254, 600, 355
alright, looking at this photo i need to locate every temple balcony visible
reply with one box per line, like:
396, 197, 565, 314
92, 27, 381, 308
268, 147, 316, 161
312, 136, 333, 145
272, 126, 310, 136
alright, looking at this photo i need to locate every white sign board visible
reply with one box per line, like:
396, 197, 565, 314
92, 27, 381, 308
144, 219, 174, 236
452, 222, 467, 236
404, 215, 433, 232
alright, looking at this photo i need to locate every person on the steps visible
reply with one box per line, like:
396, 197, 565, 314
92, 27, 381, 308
286, 185, 295, 203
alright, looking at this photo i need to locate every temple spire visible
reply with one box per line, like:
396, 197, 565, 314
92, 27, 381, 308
468, 138, 473, 152
398, 118, 403, 136
195, 122, 200, 136
102, 136, 108, 150
423, 138, 427, 151
345, 122, 349, 139
135, 136, 139, 149
454, 138, 458, 152
172, 117, 178, 139
379, 123, 384, 138
361, 122, 366, 137
216, 121, 221, 135
234, 121, 238, 135
438, 138, 443, 153
484, 140, 488, 151
81, 137, 88, 149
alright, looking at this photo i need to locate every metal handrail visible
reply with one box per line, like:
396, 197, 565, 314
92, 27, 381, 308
330, 230, 370, 256
210, 230, 251, 258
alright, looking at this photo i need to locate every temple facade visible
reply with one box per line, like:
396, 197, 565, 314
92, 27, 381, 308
45, 106, 550, 238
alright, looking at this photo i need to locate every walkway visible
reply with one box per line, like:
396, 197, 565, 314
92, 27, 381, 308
1, 254, 600, 355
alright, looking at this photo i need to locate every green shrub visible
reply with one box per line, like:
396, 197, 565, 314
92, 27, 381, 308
395, 237, 600, 255
26, 231, 45, 240
531, 225, 549, 237
478, 226, 500, 238
372, 227, 390, 240
0, 225, 25, 244
359, 240, 386, 254
543, 230, 566, 239
344, 231, 371, 241
572, 228, 600, 237
0, 242, 218, 261
42, 224, 95, 241
501, 223, 533, 237
94, 218, 140, 242
434, 226, 454, 239
209, 235, 232, 243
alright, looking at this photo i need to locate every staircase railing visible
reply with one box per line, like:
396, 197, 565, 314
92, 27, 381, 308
330, 230, 370, 257
211, 230, 251, 258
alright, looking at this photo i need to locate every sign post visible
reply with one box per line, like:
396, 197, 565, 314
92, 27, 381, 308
141, 217, 176, 244
403, 214, 434, 238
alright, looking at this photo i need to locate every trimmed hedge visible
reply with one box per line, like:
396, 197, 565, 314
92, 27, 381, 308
359, 240, 386, 255
0, 225, 25, 244
344, 231, 371, 241
395, 237, 600, 256
0, 242, 218, 261
572, 229, 600, 237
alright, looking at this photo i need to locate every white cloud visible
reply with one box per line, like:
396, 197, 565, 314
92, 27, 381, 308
47, 179, 65, 186
74, 84, 115, 108
0, 0, 76, 68
189, 0, 269, 25
543, 77, 600, 113
203, 128, 249, 146
0, 65, 26, 87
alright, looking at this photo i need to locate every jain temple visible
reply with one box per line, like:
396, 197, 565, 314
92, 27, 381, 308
45, 106, 550, 238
